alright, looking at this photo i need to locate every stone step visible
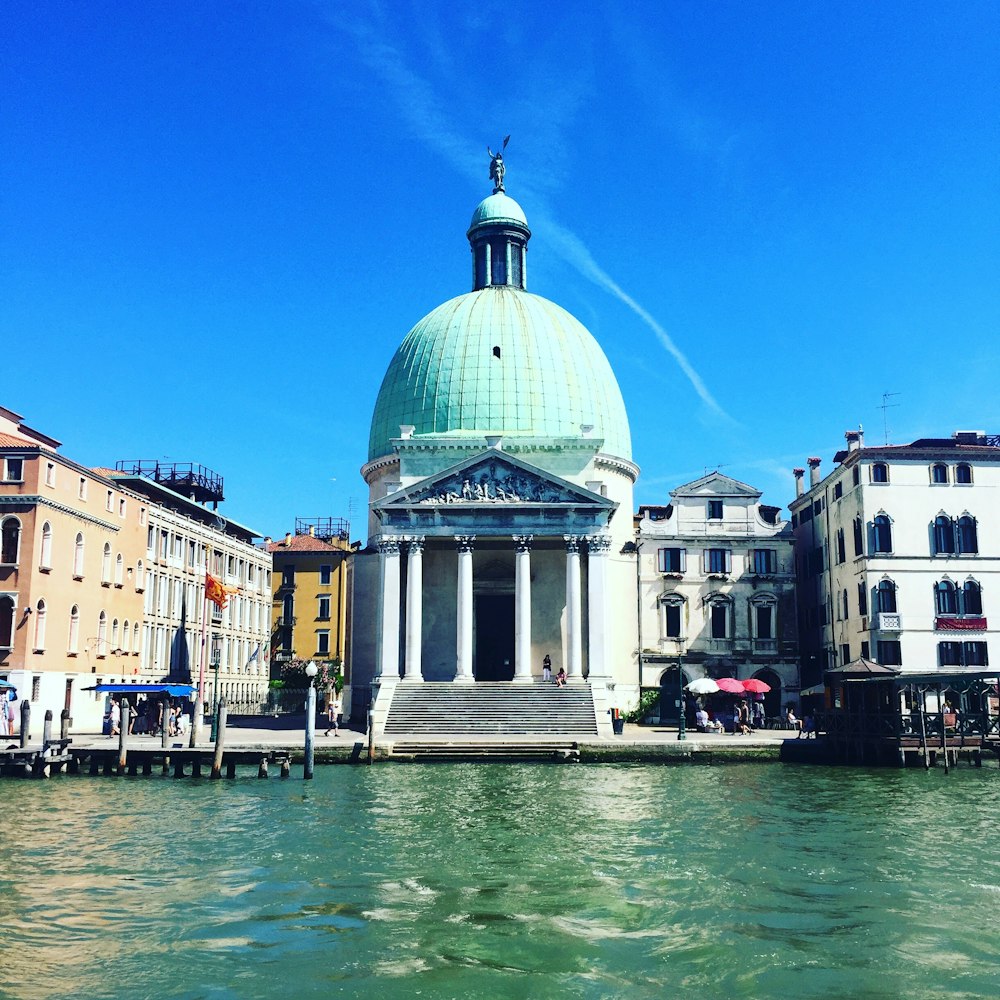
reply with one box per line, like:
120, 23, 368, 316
382, 681, 600, 737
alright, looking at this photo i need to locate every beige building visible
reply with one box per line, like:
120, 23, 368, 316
0, 406, 146, 729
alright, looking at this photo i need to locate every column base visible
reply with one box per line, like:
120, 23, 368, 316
453, 673, 475, 684
512, 673, 534, 684
400, 674, 424, 683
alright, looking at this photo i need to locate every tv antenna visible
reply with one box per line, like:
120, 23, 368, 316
879, 392, 900, 445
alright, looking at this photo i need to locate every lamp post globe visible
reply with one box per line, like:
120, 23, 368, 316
305, 661, 319, 683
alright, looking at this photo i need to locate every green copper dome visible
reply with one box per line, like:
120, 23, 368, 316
368, 285, 632, 461
468, 192, 528, 231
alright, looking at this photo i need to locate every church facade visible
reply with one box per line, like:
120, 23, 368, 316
350, 169, 640, 734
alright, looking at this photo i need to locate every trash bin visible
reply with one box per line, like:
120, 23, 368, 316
611, 709, 624, 735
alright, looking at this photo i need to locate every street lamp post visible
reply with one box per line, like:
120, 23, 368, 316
677, 656, 686, 742
304, 660, 318, 779
209, 633, 222, 742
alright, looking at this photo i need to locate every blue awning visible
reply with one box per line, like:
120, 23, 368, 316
82, 684, 196, 697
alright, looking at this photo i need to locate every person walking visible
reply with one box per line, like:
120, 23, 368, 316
324, 689, 343, 737
109, 698, 121, 738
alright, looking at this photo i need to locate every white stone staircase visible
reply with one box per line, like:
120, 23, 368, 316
379, 681, 602, 740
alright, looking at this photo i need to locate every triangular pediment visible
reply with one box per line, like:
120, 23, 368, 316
670, 472, 761, 499
377, 451, 614, 510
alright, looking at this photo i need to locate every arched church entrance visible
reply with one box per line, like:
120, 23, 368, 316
753, 668, 782, 721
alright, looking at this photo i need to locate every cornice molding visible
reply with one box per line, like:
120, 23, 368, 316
0, 495, 119, 532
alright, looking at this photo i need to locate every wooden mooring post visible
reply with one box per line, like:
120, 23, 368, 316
60, 708, 70, 742
118, 702, 130, 775
210, 699, 227, 779
19, 700, 30, 748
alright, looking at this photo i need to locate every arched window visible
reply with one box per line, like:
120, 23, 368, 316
33, 599, 47, 650
122, 619, 131, 654
956, 463, 972, 484
934, 580, 958, 615
114, 553, 124, 587
97, 610, 108, 657
857, 581, 868, 616
132, 621, 140, 653
873, 514, 893, 554
68, 605, 80, 653
963, 580, 983, 615
1, 517, 21, 564
958, 515, 978, 554
73, 533, 85, 577
0, 596, 14, 649
101, 543, 112, 584
835, 528, 846, 564
659, 594, 685, 639
842, 589, 849, 620
871, 463, 889, 483
853, 516, 864, 556
111, 618, 120, 651
931, 464, 948, 484
40, 522, 52, 569
876, 579, 897, 613
933, 515, 955, 554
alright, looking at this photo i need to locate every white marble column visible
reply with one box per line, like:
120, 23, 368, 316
377, 536, 401, 683
586, 534, 612, 680
513, 535, 533, 682
455, 535, 475, 682
403, 536, 425, 681
565, 535, 583, 680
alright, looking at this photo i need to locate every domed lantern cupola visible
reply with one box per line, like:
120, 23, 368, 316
467, 139, 530, 291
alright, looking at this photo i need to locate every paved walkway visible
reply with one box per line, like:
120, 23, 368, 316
65, 720, 803, 751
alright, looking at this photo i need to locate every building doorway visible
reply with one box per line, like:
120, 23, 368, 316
753, 668, 782, 720
474, 594, 515, 681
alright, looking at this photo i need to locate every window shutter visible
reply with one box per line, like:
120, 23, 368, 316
657, 548, 665, 573
679, 548, 687, 572
703, 549, 710, 573
725, 550, 732, 574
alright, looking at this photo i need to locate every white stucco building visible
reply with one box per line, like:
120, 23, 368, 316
352, 174, 639, 735
636, 472, 799, 718
112, 464, 274, 714
790, 429, 999, 689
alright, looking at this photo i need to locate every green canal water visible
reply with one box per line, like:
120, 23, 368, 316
1, 763, 999, 1000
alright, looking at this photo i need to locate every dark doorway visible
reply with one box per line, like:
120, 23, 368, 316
475, 594, 515, 681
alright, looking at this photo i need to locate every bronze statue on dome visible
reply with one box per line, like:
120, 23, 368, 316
488, 135, 510, 193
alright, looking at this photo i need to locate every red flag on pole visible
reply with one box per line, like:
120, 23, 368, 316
205, 572, 228, 610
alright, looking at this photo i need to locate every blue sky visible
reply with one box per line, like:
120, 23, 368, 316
4, 1, 998, 537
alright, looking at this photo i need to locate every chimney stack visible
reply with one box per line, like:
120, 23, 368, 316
793, 468, 805, 497
284, 532, 292, 546
845, 430, 861, 452
808, 457, 822, 487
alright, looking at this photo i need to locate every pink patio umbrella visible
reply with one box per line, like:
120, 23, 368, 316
714, 677, 746, 695
742, 678, 772, 694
